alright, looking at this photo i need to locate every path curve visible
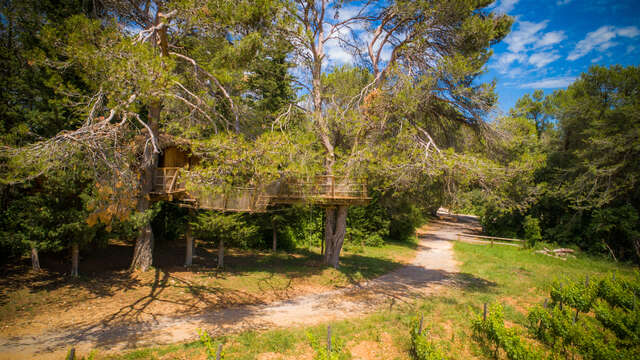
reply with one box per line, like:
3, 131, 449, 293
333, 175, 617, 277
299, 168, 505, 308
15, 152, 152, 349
0, 211, 479, 359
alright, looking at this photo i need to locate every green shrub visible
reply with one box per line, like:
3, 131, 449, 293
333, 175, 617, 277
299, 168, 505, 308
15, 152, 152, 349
306, 329, 349, 360
472, 304, 543, 360
523, 216, 542, 248
192, 212, 260, 249
198, 329, 224, 360
410, 317, 446, 360
527, 275, 640, 359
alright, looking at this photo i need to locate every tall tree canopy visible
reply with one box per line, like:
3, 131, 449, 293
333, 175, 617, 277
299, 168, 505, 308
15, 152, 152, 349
2, 0, 295, 271
463, 65, 640, 263
281, 0, 511, 266
2, 0, 513, 270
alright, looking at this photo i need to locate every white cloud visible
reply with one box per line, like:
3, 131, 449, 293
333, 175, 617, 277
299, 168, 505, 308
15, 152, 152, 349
529, 52, 561, 68
556, 0, 572, 5
627, 45, 637, 54
536, 31, 567, 48
505, 20, 548, 53
618, 26, 640, 38
504, 21, 567, 53
568, 25, 640, 61
495, 52, 526, 68
497, 20, 565, 72
519, 76, 577, 89
493, 0, 520, 14
324, 39, 354, 64
591, 55, 603, 63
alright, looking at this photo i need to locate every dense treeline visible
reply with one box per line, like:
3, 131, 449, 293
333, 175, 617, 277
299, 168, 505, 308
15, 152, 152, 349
2, 0, 636, 274
458, 65, 640, 263
4, 0, 503, 273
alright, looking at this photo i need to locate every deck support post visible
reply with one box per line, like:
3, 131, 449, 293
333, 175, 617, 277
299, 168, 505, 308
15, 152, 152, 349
217, 239, 224, 269
185, 217, 193, 266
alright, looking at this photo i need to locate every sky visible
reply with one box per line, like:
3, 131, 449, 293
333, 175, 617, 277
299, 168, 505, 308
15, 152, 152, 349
482, 0, 640, 114
318, 0, 640, 117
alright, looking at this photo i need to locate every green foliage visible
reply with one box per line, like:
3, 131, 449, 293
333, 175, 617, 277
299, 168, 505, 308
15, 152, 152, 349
198, 329, 224, 360
527, 275, 640, 359
0, 167, 111, 262
410, 317, 446, 360
522, 216, 542, 248
345, 196, 390, 248
192, 211, 260, 249
65, 347, 97, 360
306, 329, 349, 360
472, 303, 544, 360
467, 65, 640, 262
151, 202, 190, 243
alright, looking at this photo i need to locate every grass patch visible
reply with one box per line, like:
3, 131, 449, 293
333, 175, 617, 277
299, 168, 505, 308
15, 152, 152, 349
94, 240, 636, 360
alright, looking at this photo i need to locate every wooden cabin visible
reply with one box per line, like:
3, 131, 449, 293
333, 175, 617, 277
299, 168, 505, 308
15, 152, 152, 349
150, 137, 370, 212
152, 144, 197, 195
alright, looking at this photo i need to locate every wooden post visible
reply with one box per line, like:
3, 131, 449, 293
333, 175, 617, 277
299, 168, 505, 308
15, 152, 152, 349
320, 209, 325, 256
543, 299, 548, 308
272, 218, 277, 252
71, 243, 79, 277
31, 246, 41, 272
419, 314, 424, 335
574, 308, 579, 323
490, 238, 494, 247
66, 348, 75, 360
185, 219, 193, 266
327, 325, 332, 353
585, 275, 589, 287
483, 303, 487, 321
216, 343, 222, 360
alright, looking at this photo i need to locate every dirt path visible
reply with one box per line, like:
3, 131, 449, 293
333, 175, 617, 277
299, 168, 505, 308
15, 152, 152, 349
0, 211, 479, 359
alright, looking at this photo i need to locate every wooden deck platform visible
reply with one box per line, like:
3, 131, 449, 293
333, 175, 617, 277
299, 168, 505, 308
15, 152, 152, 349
150, 167, 370, 212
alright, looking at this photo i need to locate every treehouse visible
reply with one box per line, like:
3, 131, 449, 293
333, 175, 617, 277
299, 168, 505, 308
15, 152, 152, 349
150, 139, 371, 212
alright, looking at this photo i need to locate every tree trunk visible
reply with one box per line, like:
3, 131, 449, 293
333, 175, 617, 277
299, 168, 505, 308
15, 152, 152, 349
323, 207, 335, 265
185, 220, 193, 266
131, 11, 168, 272
31, 246, 40, 272
217, 239, 224, 269
131, 224, 154, 271
71, 243, 79, 277
323, 206, 348, 268
129, 101, 160, 272
272, 219, 277, 252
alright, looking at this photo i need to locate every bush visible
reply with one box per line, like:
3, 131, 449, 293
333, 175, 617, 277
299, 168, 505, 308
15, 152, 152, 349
472, 304, 543, 360
199, 329, 224, 359
527, 275, 640, 359
306, 329, 349, 360
523, 216, 542, 248
410, 317, 446, 360
192, 211, 260, 249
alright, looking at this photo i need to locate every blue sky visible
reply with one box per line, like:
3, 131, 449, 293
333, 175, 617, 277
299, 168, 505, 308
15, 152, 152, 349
483, 0, 640, 114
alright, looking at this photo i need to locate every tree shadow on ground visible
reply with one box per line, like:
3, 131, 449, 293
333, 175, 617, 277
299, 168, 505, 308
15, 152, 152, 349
0, 241, 141, 306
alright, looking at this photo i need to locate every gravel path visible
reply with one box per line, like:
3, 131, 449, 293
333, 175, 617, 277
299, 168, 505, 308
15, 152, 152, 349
0, 210, 478, 359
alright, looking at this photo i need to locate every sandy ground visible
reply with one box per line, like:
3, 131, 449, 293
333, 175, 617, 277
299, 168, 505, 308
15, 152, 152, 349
0, 210, 479, 359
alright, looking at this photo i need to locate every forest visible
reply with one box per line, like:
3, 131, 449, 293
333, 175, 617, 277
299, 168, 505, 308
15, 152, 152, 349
0, 0, 639, 359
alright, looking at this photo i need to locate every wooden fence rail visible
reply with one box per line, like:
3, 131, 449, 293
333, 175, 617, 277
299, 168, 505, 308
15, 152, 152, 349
456, 233, 525, 248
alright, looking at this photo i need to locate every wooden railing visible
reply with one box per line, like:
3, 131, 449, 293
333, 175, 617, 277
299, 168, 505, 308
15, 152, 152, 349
153, 167, 185, 193
152, 168, 370, 209
265, 175, 368, 200
456, 233, 525, 248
